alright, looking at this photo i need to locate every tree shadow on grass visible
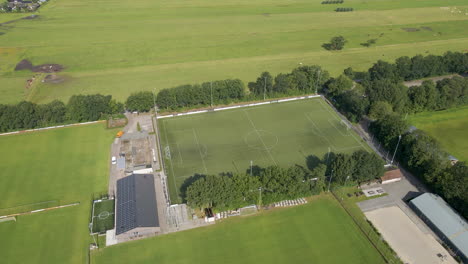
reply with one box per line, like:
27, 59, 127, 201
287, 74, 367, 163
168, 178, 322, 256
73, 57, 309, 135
180, 173, 205, 202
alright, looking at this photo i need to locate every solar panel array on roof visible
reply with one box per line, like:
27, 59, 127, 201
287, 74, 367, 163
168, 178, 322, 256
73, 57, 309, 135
116, 174, 159, 235
410, 193, 468, 262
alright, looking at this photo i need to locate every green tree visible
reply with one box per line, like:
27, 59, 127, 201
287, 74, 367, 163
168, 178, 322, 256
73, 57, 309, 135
323, 36, 347, 50
330, 153, 355, 185
351, 150, 385, 185
368, 101, 393, 120
369, 114, 408, 149
273, 73, 293, 94
248, 72, 273, 97
126, 91, 154, 112
368, 60, 401, 82
327, 74, 353, 97
367, 79, 409, 113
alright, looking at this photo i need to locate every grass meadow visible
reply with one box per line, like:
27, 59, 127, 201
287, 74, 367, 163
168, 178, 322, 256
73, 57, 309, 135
0, 123, 117, 264
92, 195, 385, 264
0, 0, 467, 104
409, 106, 468, 162
159, 98, 371, 203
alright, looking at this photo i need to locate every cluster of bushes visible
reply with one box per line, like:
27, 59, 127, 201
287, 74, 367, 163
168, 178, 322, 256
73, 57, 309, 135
335, 7, 353, 12
321, 0, 343, 4
0, 95, 123, 132
155, 66, 329, 111
322, 36, 347, 50
185, 150, 384, 211
360, 39, 377, 47
326, 52, 468, 122
369, 115, 468, 218
155, 79, 245, 111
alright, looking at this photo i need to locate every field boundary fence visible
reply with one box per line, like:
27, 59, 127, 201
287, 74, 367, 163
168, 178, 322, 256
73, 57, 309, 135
152, 116, 171, 206
157, 94, 321, 119
331, 189, 402, 264
0, 120, 104, 137
0, 201, 79, 219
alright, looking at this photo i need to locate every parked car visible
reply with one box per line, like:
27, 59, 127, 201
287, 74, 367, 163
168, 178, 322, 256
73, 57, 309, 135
111, 156, 117, 165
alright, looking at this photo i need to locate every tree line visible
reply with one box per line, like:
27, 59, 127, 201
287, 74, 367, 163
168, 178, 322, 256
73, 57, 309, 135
320, 51, 467, 218
155, 66, 330, 111
325, 52, 467, 122
369, 115, 468, 218
155, 79, 245, 110
185, 150, 384, 211
0, 95, 123, 132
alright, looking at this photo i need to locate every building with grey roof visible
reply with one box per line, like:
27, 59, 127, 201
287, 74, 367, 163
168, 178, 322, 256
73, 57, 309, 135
115, 174, 160, 240
409, 193, 468, 262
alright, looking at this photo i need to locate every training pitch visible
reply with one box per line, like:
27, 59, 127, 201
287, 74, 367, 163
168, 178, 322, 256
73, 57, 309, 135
92, 195, 385, 264
91, 199, 115, 234
159, 98, 370, 203
0, 124, 117, 264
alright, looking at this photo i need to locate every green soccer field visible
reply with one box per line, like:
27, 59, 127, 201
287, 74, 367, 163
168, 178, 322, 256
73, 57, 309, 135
159, 98, 370, 203
409, 106, 468, 162
0, 124, 116, 264
91, 199, 115, 234
0, 0, 467, 104
92, 195, 385, 264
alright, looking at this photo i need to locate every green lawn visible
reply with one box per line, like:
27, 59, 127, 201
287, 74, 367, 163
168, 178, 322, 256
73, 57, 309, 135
159, 98, 370, 203
0, 123, 116, 264
92, 195, 385, 264
409, 106, 468, 162
0, 0, 467, 104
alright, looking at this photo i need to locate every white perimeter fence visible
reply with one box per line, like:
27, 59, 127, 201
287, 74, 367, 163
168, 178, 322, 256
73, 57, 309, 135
0, 120, 104, 137
157, 95, 321, 119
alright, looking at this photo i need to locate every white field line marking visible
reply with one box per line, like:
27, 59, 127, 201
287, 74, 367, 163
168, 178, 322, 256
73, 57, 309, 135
317, 99, 367, 150
162, 121, 180, 198
243, 110, 277, 166
0, 121, 104, 136
305, 113, 337, 151
327, 119, 351, 137
192, 128, 208, 174
176, 142, 184, 166
305, 114, 363, 152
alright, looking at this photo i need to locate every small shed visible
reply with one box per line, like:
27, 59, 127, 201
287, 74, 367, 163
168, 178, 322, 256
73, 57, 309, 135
380, 169, 402, 184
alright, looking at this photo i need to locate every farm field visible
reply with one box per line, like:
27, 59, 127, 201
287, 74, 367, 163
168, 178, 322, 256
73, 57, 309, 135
92, 195, 385, 264
0, 123, 116, 264
159, 98, 370, 203
0, 0, 467, 104
409, 106, 468, 162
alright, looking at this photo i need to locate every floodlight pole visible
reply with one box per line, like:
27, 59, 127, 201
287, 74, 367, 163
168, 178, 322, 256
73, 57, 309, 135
263, 77, 267, 101
258, 187, 262, 208
327, 169, 334, 192
210, 82, 213, 108
315, 70, 321, 94
326, 147, 331, 165
250, 160, 253, 176
152, 88, 157, 113
345, 175, 350, 186
391, 135, 402, 165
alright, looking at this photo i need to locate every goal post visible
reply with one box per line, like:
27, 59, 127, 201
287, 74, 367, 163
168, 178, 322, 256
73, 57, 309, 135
340, 119, 351, 131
